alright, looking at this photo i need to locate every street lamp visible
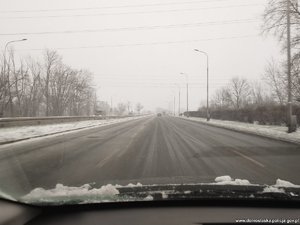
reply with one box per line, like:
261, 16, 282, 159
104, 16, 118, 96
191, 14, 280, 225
4, 38, 28, 74
4, 38, 27, 70
3, 38, 27, 116
4, 38, 27, 55
180, 72, 189, 116
194, 49, 210, 121
174, 83, 181, 116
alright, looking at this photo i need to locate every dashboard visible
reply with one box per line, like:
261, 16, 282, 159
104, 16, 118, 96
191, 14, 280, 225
1, 199, 300, 225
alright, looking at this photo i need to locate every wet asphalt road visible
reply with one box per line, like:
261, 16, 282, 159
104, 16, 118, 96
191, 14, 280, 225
0, 116, 299, 196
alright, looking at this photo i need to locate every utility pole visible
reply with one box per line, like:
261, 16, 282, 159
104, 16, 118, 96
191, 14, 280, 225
180, 73, 189, 116
110, 97, 113, 115
174, 83, 181, 116
287, 0, 295, 132
174, 95, 176, 116
180, 73, 189, 117
178, 87, 181, 116
186, 82, 189, 114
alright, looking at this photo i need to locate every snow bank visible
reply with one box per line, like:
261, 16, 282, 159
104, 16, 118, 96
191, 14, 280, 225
0, 116, 146, 144
183, 117, 300, 144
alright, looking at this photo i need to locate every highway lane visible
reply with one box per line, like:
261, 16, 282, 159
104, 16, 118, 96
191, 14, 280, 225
0, 115, 300, 198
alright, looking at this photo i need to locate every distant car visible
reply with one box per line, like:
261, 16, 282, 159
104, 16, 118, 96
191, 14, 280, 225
157, 113, 162, 117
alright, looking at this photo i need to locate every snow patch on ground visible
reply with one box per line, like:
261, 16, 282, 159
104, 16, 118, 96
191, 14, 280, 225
0, 116, 146, 144
183, 117, 300, 144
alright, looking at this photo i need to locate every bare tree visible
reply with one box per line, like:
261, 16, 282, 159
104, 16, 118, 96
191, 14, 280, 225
211, 86, 232, 109
26, 57, 43, 116
262, 0, 300, 103
262, 0, 300, 45
96, 101, 110, 115
263, 59, 287, 104
116, 103, 127, 116
0, 49, 96, 117
126, 101, 131, 114
228, 77, 251, 109
43, 49, 60, 116
135, 102, 144, 114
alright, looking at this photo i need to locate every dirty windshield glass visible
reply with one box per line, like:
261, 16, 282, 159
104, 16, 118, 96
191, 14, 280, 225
0, 0, 300, 205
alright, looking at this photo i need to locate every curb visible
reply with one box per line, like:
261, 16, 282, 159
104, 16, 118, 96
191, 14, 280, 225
179, 117, 300, 145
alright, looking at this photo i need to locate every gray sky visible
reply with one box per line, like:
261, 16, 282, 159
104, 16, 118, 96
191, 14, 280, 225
0, 0, 282, 112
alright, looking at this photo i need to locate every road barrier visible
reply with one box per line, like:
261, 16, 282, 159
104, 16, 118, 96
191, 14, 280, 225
0, 115, 134, 128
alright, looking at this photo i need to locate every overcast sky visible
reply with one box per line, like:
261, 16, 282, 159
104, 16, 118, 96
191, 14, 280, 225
0, 0, 282, 112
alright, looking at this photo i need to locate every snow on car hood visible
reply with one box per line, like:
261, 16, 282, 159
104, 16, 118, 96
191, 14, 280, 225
20, 176, 300, 205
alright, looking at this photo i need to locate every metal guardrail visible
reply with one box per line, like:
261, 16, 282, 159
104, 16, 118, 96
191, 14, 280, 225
0, 115, 134, 128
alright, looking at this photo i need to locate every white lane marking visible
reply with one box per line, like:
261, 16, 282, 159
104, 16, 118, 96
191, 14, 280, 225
231, 149, 265, 168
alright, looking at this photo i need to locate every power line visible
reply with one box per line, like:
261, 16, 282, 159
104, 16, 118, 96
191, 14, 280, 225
0, 18, 259, 36
18, 34, 258, 51
0, 0, 261, 14
0, 3, 263, 20
93, 83, 232, 88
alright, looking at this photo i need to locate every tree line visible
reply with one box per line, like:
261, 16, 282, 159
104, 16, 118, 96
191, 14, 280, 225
0, 49, 145, 118
262, 0, 300, 103
193, 0, 300, 125
96, 101, 144, 116
193, 76, 300, 125
0, 49, 97, 117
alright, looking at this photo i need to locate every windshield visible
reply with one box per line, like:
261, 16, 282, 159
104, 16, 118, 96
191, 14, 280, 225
0, 0, 300, 205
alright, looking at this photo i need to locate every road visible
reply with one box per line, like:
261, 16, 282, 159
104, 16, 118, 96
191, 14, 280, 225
0, 116, 300, 197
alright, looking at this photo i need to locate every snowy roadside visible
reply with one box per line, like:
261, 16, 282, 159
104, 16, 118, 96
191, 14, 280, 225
0, 116, 148, 145
181, 116, 300, 145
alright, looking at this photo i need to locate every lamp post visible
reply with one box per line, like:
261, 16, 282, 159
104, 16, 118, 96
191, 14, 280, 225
174, 83, 181, 116
173, 95, 176, 116
3, 38, 27, 75
4, 39, 27, 56
194, 49, 210, 121
3, 38, 27, 116
180, 72, 189, 116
